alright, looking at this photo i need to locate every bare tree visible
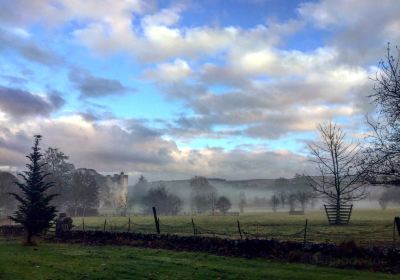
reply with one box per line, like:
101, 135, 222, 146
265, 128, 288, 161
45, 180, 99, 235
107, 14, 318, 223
42, 147, 75, 210
365, 43, 400, 185
288, 193, 297, 212
308, 122, 367, 224
270, 194, 279, 213
277, 191, 287, 208
294, 191, 311, 212
190, 176, 218, 214
370, 43, 400, 126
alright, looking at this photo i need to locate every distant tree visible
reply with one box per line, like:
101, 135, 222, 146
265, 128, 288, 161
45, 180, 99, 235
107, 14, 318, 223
209, 191, 218, 215
238, 191, 246, 214
141, 185, 182, 215
291, 174, 317, 209
309, 194, 318, 209
378, 187, 400, 210
69, 169, 99, 216
168, 193, 183, 215
308, 122, 367, 224
9, 135, 57, 245
378, 196, 389, 210
42, 147, 75, 210
288, 193, 297, 212
277, 191, 287, 208
0, 172, 19, 216
216, 196, 231, 214
270, 194, 279, 213
294, 190, 312, 212
130, 175, 148, 205
190, 176, 218, 214
192, 195, 210, 213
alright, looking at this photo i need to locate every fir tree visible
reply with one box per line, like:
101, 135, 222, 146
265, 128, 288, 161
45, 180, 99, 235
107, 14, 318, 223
9, 135, 57, 245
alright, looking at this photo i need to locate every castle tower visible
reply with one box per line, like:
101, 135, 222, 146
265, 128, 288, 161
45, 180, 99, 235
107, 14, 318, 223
119, 172, 128, 197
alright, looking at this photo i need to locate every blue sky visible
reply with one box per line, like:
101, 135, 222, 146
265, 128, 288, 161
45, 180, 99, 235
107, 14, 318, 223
0, 0, 399, 180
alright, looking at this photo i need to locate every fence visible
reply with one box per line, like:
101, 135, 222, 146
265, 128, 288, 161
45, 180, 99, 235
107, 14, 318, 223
324, 204, 353, 225
1, 214, 399, 247
70, 215, 400, 247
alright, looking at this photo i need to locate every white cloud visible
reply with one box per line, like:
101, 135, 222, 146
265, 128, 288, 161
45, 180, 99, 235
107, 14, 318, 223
144, 59, 192, 82
141, 7, 182, 26
0, 115, 312, 180
71, 5, 300, 62
298, 0, 400, 64
0, 0, 397, 179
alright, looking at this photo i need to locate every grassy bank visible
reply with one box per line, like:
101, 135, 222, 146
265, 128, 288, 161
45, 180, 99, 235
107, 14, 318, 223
0, 240, 399, 280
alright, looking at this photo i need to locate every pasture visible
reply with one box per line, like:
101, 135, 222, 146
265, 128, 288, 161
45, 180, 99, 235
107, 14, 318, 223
0, 240, 399, 280
72, 208, 400, 246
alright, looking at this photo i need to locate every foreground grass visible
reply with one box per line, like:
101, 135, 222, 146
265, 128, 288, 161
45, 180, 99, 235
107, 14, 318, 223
73, 208, 400, 245
0, 240, 399, 280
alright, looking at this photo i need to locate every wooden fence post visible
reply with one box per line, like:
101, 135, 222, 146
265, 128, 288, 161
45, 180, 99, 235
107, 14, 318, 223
103, 219, 107, 232
128, 217, 131, 232
191, 218, 196, 235
237, 220, 243, 240
152, 207, 160, 234
81, 218, 85, 244
393, 217, 396, 248
303, 219, 308, 246
394, 217, 400, 248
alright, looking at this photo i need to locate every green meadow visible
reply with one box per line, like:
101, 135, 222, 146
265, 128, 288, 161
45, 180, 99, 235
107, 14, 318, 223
73, 208, 400, 245
0, 240, 399, 280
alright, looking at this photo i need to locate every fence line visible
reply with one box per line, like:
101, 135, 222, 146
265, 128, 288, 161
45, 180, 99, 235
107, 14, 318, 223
68, 216, 398, 246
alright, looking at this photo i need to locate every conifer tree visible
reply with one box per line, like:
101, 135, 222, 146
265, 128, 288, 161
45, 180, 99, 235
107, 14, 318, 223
9, 135, 57, 245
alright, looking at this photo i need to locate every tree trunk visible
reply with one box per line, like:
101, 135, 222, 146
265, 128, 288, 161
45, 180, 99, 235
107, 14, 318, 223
25, 230, 34, 245
336, 198, 341, 225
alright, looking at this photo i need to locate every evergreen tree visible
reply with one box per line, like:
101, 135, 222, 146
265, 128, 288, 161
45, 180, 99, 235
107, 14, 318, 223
9, 135, 57, 245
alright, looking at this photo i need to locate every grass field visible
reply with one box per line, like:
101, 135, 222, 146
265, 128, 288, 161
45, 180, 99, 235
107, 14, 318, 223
72, 208, 400, 246
0, 239, 399, 280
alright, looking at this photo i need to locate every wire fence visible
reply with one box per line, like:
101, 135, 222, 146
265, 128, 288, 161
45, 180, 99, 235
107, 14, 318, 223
71, 216, 400, 247
0, 215, 398, 247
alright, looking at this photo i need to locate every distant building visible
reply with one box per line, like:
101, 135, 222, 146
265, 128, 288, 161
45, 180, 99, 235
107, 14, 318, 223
104, 172, 129, 209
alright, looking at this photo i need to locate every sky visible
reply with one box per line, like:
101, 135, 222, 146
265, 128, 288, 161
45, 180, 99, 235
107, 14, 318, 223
0, 0, 399, 181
